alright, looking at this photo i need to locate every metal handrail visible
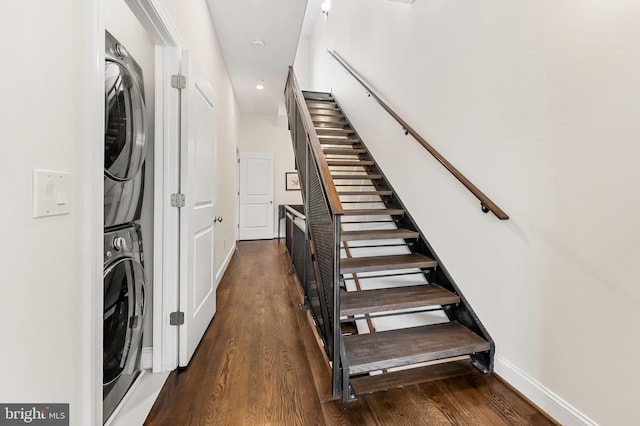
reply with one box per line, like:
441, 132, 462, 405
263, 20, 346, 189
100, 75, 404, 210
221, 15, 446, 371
328, 50, 509, 220
288, 67, 344, 216
285, 67, 344, 398
284, 205, 306, 220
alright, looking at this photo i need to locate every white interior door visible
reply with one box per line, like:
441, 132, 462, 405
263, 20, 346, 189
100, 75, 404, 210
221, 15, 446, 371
239, 152, 274, 240
179, 50, 217, 367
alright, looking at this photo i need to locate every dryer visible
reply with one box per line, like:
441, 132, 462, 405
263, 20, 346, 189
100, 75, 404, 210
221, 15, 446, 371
104, 30, 148, 229
103, 225, 145, 422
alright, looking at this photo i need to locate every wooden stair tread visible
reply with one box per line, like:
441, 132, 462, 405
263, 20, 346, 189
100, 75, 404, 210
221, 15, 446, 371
316, 128, 354, 136
303, 93, 334, 101
323, 148, 367, 155
350, 360, 479, 396
319, 136, 359, 142
331, 174, 383, 180
344, 322, 490, 375
341, 228, 419, 241
314, 117, 347, 123
306, 97, 337, 103
327, 160, 375, 166
340, 284, 459, 316
342, 208, 404, 216
307, 101, 340, 111
319, 139, 360, 146
338, 190, 392, 196
341, 254, 436, 274
306, 98, 336, 103
315, 121, 349, 128
310, 111, 345, 118
306, 102, 338, 110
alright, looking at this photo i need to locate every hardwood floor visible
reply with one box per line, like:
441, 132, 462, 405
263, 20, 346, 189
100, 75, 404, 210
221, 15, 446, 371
145, 240, 557, 426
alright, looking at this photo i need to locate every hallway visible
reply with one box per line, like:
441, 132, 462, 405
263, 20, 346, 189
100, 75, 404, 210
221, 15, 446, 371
145, 240, 556, 425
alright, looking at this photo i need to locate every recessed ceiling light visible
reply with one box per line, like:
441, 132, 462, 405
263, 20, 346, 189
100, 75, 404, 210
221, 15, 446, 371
256, 83, 265, 90
252, 39, 265, 49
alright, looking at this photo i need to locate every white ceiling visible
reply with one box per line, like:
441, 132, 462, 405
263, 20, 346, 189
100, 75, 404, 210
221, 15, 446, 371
206, 0, 315, 115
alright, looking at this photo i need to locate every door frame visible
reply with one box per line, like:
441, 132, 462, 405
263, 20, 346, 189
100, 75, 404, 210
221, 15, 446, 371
123, 0, 183, 373
238, 151, 275, 240
86, 0, 185, 422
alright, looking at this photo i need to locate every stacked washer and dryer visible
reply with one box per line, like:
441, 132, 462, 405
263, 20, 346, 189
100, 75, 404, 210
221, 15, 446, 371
103, 30, 148, 423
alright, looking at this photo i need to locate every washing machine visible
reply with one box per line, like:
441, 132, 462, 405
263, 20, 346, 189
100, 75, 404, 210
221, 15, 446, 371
104, 30, 148, 229
103, 225, 145, 422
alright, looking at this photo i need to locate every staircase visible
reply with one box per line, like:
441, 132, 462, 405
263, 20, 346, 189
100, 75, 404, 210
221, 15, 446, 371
285, 73, 494, 402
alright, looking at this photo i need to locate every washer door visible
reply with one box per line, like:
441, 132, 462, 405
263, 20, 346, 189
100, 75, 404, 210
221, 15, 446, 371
103, 257, 145, 387
104, 59, 147, 182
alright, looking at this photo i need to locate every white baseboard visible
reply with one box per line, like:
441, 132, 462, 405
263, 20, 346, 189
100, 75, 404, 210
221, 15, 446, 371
140, 347, 153, 370
494, 356, 598, 426
216, 243, 236, 286
106, 370, 170, 426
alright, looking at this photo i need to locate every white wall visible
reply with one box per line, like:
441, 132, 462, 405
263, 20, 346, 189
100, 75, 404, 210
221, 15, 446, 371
0, 1, 239, 423
293, 36, 312, 90
106, 0, 156, 349
238, 114, 303, 236
160, 0, 240, 271
302, 1, 640, 424
0, 1, 102, 424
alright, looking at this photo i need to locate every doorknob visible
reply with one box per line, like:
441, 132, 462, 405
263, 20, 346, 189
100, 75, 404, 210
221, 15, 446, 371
214, 216, 223, 223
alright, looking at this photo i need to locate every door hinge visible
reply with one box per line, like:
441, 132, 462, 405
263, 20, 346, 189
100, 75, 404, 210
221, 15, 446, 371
171, 193, 185, 208
171, 74, 186, 90
169, 311, 185, 326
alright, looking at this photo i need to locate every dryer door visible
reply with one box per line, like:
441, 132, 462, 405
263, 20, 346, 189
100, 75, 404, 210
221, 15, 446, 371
104, 59, 147, 182
103, 257, 145, 387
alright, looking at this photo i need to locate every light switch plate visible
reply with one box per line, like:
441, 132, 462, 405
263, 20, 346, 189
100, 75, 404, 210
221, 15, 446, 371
33, 169, 72, 218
